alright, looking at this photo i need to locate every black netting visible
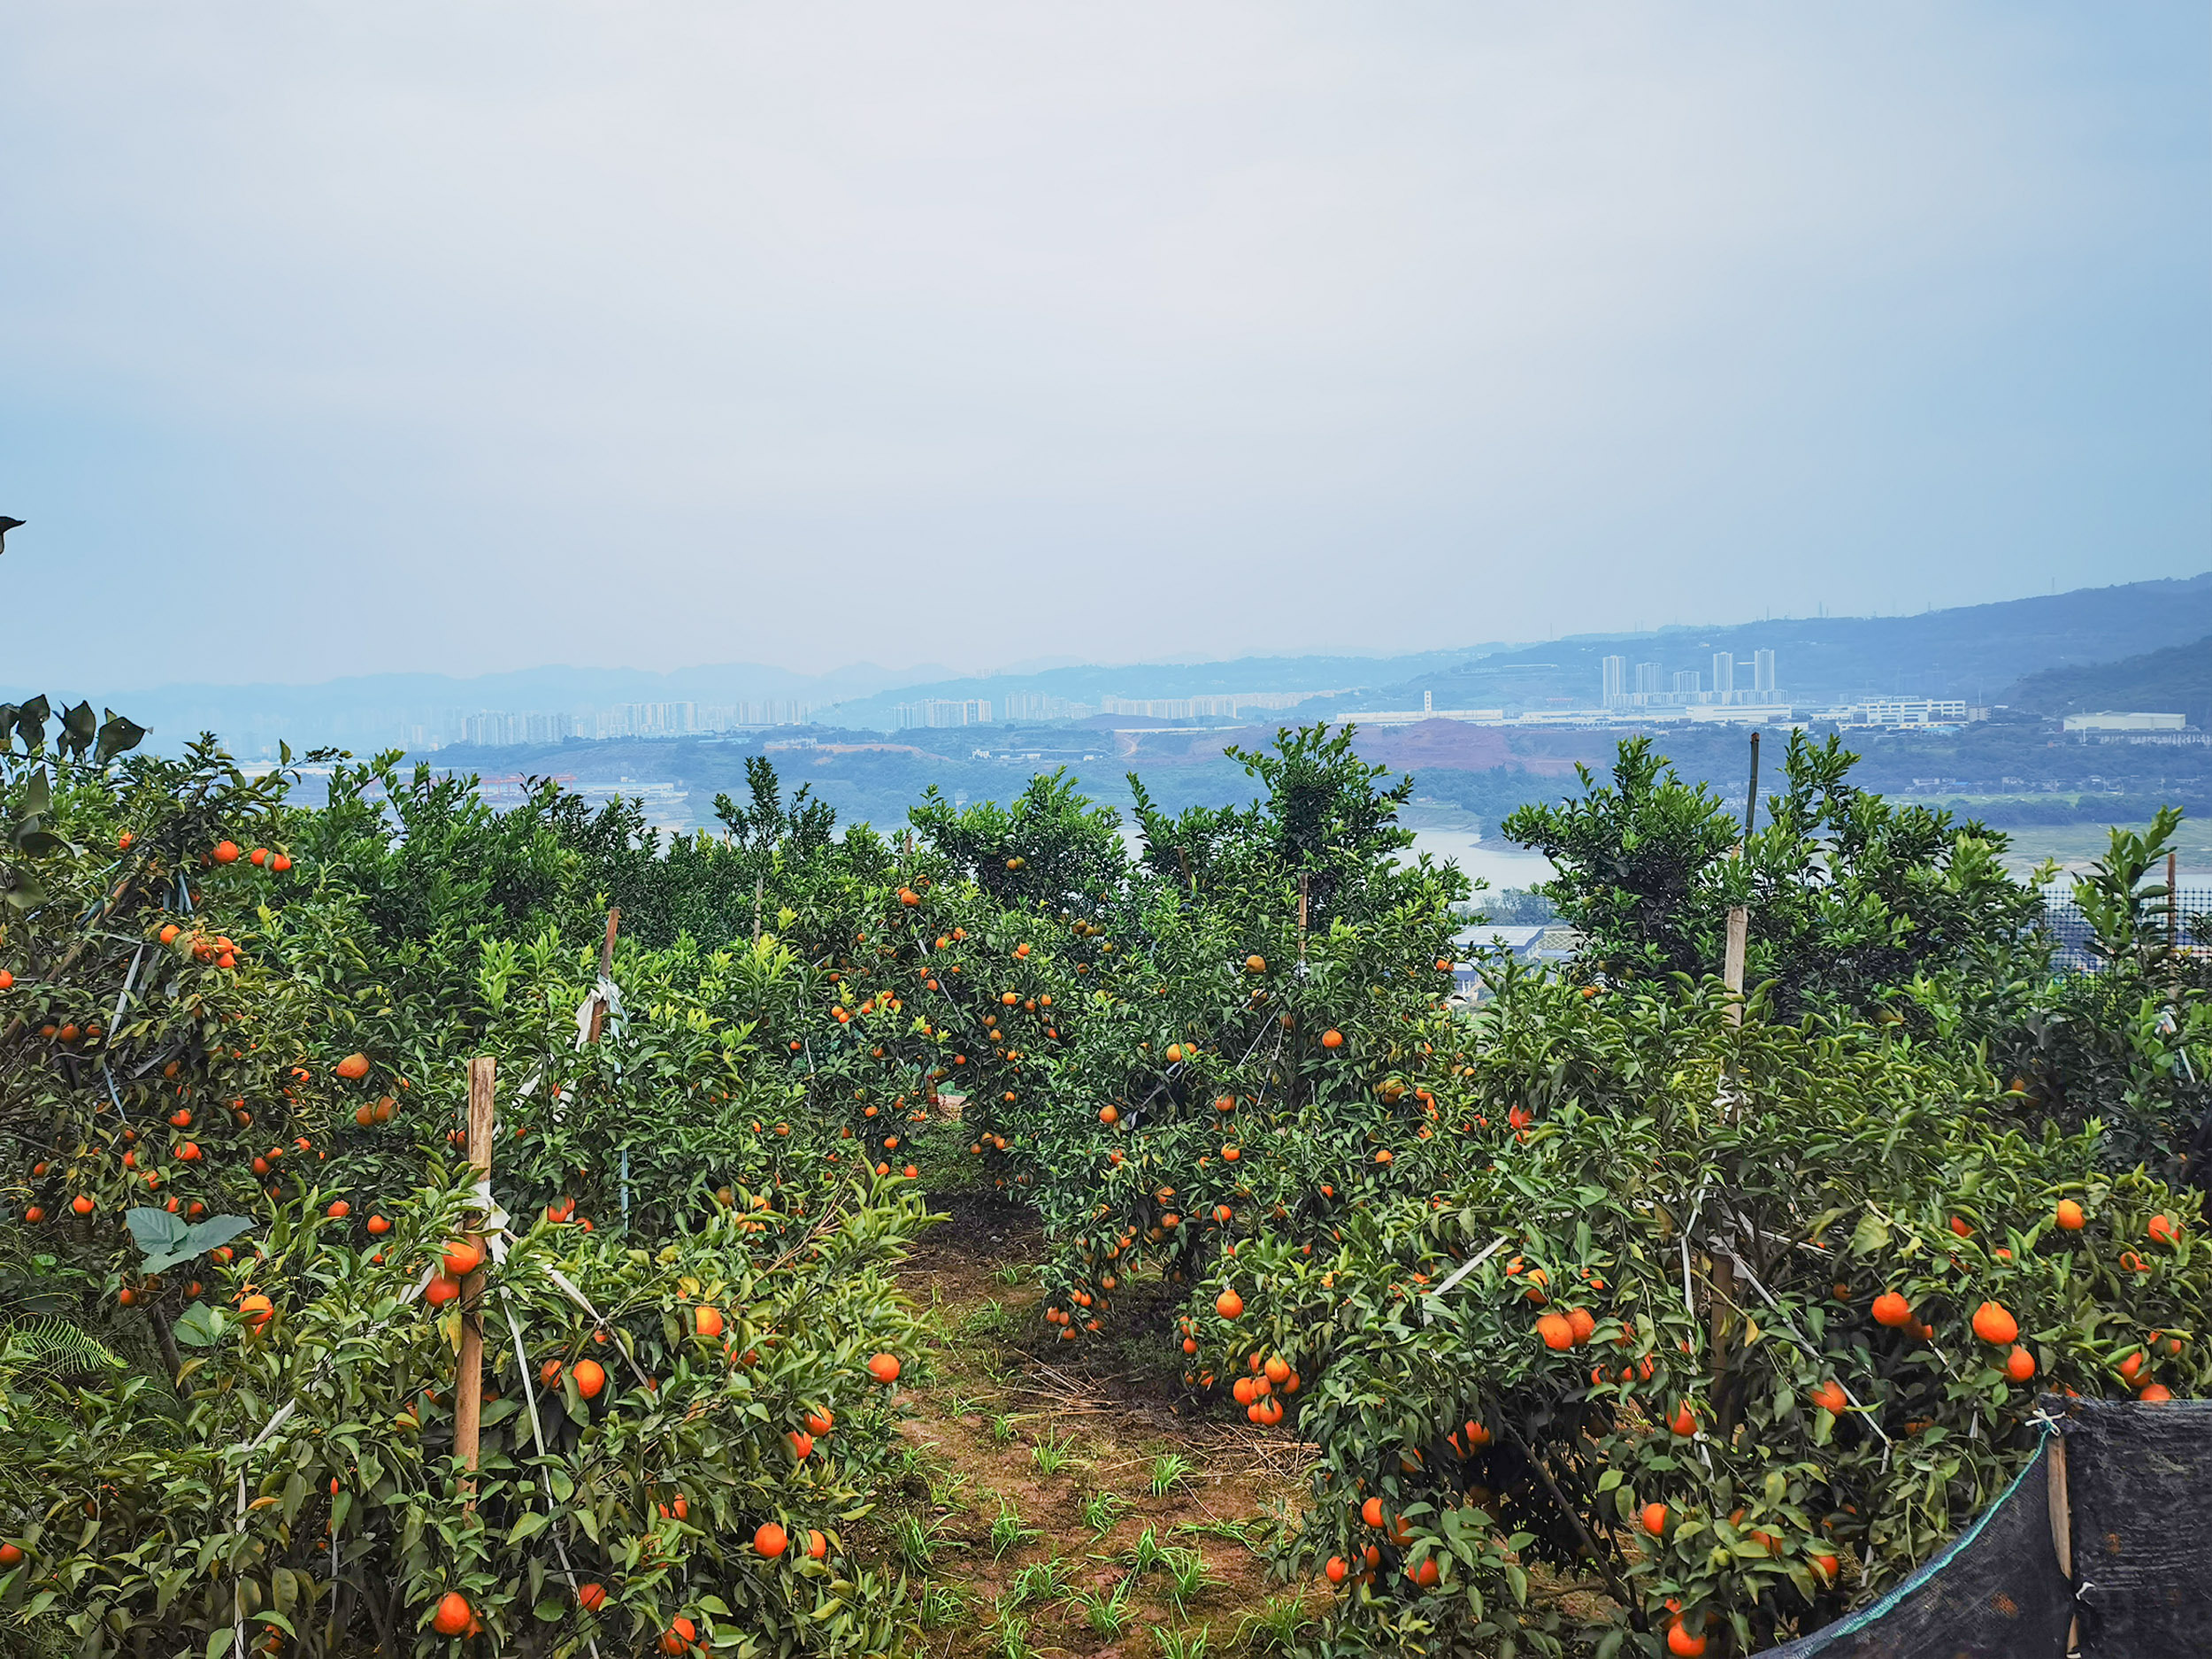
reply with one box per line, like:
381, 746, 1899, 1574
2053, 1394, 2212, 1658
1753, 1436, 2071, 1658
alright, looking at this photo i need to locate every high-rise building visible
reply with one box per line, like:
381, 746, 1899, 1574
1753, 649, 1777, 695
1711, 653, 1735, 700
1634, 663, 1664, 695
1673, 670, 1701, 695
1601, 656, 1626, 706
894, 698, 995, 728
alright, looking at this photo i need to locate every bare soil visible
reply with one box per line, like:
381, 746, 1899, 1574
880, 1188, 1317, 1658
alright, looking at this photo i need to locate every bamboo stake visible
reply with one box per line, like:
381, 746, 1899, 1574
453, 1056, 495, 1500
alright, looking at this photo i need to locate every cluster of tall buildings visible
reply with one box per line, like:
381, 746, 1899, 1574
1602, 649, 1779, 709
451, 700, 811, 749
899, 688, 1333, 728
894, 698, 996, 728
1096, 690, 1329, 720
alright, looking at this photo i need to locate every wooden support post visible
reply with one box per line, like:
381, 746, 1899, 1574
1298, 872, 1310, 960
452, 1056, 495, 1499
1724, 733, 1760, 1028
2047, 1432, 2077, 1651
587, 908, 620, 1043
2170, 850, 2182, 1002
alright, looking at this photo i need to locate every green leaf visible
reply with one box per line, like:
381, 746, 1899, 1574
125, 1208, 189, 1258
1850, 1211, 1891, 1256
508, 1511, 550, 1546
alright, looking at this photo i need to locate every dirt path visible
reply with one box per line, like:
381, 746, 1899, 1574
880, 1190, 1317, 1658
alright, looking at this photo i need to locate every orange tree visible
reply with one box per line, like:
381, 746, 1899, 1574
1193, 966, 2210, 1655
0, 721, 927, 1655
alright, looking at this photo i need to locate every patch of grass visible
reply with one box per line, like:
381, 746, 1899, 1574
1005, 1555, 1075, 1609
1152, 1625, 1212, 1659
962, 1297, 1021, 1342
1125, 1524, 1167, 1575
992, 1262, 1027, 1287
1161, 1546, 1219, 1609
988, 1412, 1021, 1445
917, 1583, 968, 1631
990, 1500, 1037, 1560
1070, 1579, 1134, 1639
987, 1606, 1033, 1659
1174, 1516, 1263, 1552
1079, 1487, 1129, 1535
894, 1513, 937, 1571
1148, 1451, 1199, 1495
1236, 1593, 1317, 1652
1030, 1424, 1077, 1477
928, 1469, 972, 1512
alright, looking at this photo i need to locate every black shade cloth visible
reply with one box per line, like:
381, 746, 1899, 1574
1753, 1436, 2071, 1658
2052, 1394, 2212, 1658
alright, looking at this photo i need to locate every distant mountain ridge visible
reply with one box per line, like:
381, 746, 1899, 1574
1368, 574, 2212, 715
15, 572, 2206, 751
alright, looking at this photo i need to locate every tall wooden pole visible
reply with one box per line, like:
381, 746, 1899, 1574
1724, 733, 1759, 1027
2170, 851, 2182, 1003
453, 1056, 495, 1499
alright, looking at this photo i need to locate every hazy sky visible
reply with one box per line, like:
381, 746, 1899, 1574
4, 4, 2206, 688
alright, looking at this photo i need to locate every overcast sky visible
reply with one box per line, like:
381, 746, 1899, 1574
3, 4, 2206, 688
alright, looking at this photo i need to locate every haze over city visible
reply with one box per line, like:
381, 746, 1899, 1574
4, 3, 2206, 689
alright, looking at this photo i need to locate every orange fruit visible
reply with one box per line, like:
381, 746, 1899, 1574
867, 1352, 902, 1383
1361, 1496, 1385, 1528
326, 1200, 349, 1219
212, 841, 241, 864
1809, 1379, 1848, 1415
1666, 1617, 1707, 1656
1216, 1287, 1244, 1319
658, 1617, 696, 1655
572, 1358, 606, 1399
1871, 1292, 1911, 1328
2055, 1199, 2085, 1230
334, 1052, 370, 1079
1325, 1555, 1348, 1583
1970, 1302, 2018, 1347
577, 1581, 606, 1609
2139, 1383, 2173, 1402
432, 1592, 472, 1635
808, 1529, 827, 1560
2148, 1213, 2179, 1247
1669, 1402, 1696, 1437
365, 1215, 390, 1235
754, 1521, 788, 1557
2006, 1345, 2036, 1382
1321, 1030, 1344, 1049
695, 1306, 724, 1339
441, 1239, 484, 1278
1640, 1502, 1668, 1536
1246, 955, 1266, 972
1565, 1307, 1596, 1343
1536, 1313, 1574, 1351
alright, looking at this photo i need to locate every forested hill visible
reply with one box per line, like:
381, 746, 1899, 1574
2005, 635, 2212, 730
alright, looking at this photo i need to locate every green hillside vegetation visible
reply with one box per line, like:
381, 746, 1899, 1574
2005, 634, 2212, 730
